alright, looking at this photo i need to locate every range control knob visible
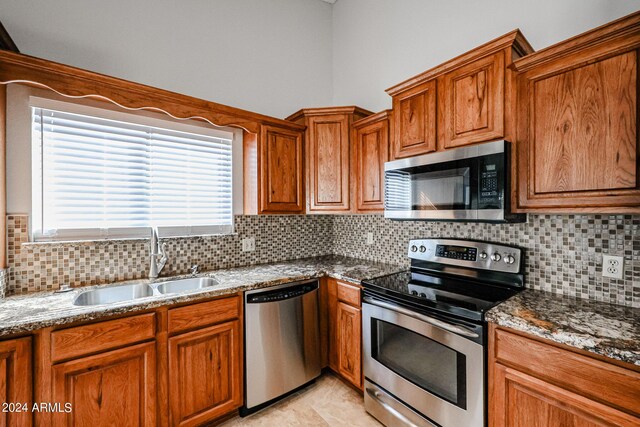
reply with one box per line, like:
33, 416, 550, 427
479, 251, 488, 260
419, 245, 427, 253
491, 252, 502, 262
410, 245, 418, 252
504, 255, 515, 265
411, 290, 418, 296
419, 293, 427, 298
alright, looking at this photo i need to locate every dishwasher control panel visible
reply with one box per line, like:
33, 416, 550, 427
246, 281, 318, 303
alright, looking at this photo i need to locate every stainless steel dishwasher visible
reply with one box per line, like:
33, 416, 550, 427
242, 279, 321, 415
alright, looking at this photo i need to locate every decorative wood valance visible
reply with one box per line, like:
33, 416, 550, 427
0, 50, 305, 134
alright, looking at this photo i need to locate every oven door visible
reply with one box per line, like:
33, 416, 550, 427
363, 296, 485, 427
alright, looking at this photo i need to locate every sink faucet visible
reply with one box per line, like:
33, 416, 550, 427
190, 265, 199, 276
149, 227, 168, 279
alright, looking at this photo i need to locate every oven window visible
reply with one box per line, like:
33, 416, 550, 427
372, 319, 467, 409
385, 167, 471, 211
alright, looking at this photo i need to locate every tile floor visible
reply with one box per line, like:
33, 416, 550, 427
220, 373, 382, 426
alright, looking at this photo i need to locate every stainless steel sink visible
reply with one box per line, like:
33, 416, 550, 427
73, 284, 154, 306
156, 277, 219, 294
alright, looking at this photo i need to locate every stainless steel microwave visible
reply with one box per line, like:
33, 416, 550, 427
384, 140, 525, 222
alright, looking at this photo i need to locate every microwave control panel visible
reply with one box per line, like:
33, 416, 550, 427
478, 155, 503, 209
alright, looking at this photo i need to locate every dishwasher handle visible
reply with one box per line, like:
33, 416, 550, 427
246, 281, 318, 304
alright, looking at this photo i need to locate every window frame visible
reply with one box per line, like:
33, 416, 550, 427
30, 96, 239, 242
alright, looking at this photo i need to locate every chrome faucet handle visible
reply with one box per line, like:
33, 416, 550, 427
190, 264, 199, 275
149, 228, 168, 279
157, 242, 168, 270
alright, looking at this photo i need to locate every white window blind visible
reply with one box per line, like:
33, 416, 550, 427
32, 106, 234, 240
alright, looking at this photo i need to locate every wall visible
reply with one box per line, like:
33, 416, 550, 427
332, 215, 640, 308
331, 0, 640, 111
0, 0, 334, 118
4, 0, 640, 115
7, 214, 333, 294
6, 213, 640, 309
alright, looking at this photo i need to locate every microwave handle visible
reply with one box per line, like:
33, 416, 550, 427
363, 296, 479, 338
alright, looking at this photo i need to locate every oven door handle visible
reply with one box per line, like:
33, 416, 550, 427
363, 296, 479, 338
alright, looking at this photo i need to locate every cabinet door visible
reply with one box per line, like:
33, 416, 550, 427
327, 279, 339, 372
354, 119, 389, 212
0, 337, 32, 427
392, 80, 437, 159
491, 363, 639, 427
307, 114, 351, 212
259, 125, 304, 213
168, 320, 242, 427
336, 302, 362, 389
517, 50, 639, 212
51, 342, 156, 427
440, 51, 505, 149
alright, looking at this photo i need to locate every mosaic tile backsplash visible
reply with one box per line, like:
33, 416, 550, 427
332, 215, 640, 308
5, 213, 640, 308
6, 214, 333, 295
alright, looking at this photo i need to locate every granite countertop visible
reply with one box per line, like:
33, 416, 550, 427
486, 289, 640, 366
0, 255, 405, 338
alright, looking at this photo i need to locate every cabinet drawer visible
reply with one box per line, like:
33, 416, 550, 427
168, 296, 240, 334
51, 313, 156, 362
493, 327, 640, 416
336, 281, 361, 307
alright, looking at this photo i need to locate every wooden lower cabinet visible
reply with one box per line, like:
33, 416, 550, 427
168, 320, 242, 427
336, 302, 362, 388
51, 341, 156, 426
0, 337, 32, 427
326, 278, 363, 390
34, 296, 243, 426
494, 364, 638, 426
489, 324, 640, 427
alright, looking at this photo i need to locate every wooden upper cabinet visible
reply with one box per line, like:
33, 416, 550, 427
514, 12, 640, 213
440, 51, 505, 148
391, 80, 437, 159
308, 114, 351, 211
51, 342, 157, 427
286, 107, 372, 213
0, 337, 32, 427
243, 124, 305, 214
387, 30, 533, 157
353, 111, 391, 212
168, 320, 242, 427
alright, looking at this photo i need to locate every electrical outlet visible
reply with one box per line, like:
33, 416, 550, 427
366, 232, 374, 245
242, 237, 255, 252
602, 255, 624, 279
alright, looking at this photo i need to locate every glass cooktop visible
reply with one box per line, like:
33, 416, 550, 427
362, 270, 521, 322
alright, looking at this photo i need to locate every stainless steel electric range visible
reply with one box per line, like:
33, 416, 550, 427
361, 238, 524, 427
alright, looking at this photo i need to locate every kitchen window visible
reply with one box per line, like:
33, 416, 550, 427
31, 100, 235, 241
